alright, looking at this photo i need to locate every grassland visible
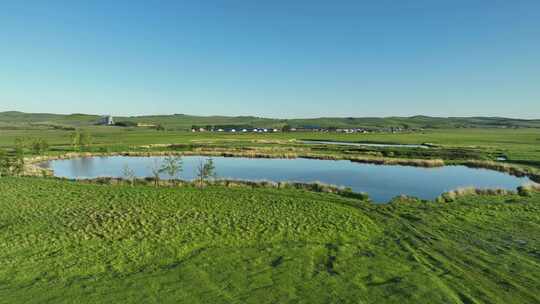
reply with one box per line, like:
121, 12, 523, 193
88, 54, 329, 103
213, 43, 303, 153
0, 177, 539, 303
1, 115, 540, 302
3, 126, 540, 175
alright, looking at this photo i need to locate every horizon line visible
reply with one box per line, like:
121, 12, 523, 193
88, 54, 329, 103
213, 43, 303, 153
1, 110, 539, 121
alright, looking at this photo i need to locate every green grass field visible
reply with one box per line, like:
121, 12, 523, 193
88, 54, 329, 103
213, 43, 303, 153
0, 177, 539, 303
2, 126, 539, 166
2, 119, 540, 303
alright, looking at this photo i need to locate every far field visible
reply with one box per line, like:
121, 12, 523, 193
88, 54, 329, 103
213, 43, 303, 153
1, 127, 540, 167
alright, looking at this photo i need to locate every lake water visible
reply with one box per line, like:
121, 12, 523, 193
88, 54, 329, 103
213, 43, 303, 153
39, 156, 534, 203
299, 140, 429, 148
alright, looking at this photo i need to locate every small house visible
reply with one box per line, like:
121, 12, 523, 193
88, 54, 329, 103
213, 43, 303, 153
99, 115, 114, 126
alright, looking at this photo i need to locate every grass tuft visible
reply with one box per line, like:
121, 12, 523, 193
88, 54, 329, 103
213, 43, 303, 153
437, 187, 515, 202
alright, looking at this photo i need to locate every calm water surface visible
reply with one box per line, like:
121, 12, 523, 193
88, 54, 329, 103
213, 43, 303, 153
40, 156, 534, 203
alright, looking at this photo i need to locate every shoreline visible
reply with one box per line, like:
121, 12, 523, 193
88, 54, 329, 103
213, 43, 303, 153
24, 149, 540, 183
16, 175, 540, 205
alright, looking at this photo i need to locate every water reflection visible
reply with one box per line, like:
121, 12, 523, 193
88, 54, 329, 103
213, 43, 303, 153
41, 156, 534, 203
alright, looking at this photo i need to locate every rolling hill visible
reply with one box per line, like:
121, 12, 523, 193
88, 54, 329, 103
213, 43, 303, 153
1, 111, 539, 130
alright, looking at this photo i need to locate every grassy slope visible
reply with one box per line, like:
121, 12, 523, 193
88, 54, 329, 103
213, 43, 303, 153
0, 111, 100, 127
2, 111, 540, 129
0, 178, 539, 303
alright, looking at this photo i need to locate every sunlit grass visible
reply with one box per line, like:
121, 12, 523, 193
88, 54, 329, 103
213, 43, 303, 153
1, 177, 539, 303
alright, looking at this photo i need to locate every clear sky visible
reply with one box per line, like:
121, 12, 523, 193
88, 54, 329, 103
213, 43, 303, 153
1, 1, 539, 118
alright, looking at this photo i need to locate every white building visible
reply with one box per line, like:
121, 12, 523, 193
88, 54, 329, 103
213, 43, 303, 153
99, 115, 114, 126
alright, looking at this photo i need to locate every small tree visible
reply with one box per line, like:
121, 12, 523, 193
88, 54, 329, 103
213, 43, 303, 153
0, 149, 24, 177
71, 130, 92, 151
71, 130, 81, 151
0, 150, 8, 177
31, 138, 49, 155
281, 125, 291, 132
80, 131, 93, 151
196, 158, 216, 187
14, 136, 33, 155
160, 156, 183, 185
156, 124, 165, 131
2, 151, 25, 177
149, 159, 162, 187
122, 164, 136, 187
11, 155, 24, 176
8, 138, 26, 176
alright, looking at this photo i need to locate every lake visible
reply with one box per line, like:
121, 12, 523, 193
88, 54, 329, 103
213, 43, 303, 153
39, 156, 534, 202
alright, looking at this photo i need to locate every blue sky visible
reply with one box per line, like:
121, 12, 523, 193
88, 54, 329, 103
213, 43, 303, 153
1, 1, 539, 118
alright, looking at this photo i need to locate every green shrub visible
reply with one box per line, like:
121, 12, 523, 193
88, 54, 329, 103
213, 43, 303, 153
115, 121, 138, 127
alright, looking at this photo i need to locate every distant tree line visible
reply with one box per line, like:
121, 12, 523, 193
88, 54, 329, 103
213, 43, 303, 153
114, 121, 138, 127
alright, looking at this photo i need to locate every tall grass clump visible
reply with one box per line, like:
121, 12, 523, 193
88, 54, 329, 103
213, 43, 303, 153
277, 181, 370, 200
349, 157, 445, 168
437, 187, 514, 202
517, 183, 540, 197
463, 160, 540, 181
388, 195, 423, 205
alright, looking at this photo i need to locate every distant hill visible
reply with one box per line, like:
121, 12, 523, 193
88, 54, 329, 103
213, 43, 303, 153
0, 111, 100, 127
1, 111, 539, 130
287, 116, 540, 129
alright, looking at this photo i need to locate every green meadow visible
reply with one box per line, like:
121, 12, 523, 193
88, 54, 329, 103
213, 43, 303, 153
0, 126, 538, 154
1, 118, 540, 303
0, 177, 539, 303
2, 0, 540, 301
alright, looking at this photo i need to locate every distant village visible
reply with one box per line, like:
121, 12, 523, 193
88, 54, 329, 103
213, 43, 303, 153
190, 126, 371, 133
191, 126, 280, 133
98, 115, 414, 134
187, 125, 411, 134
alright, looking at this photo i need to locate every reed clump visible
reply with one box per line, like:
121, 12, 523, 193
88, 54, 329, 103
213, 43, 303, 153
462, 160, 540, 181
349, 157, 445, 167
74, 177, 370, 201
437, 187, 515, 203
517, 183, 540, 197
